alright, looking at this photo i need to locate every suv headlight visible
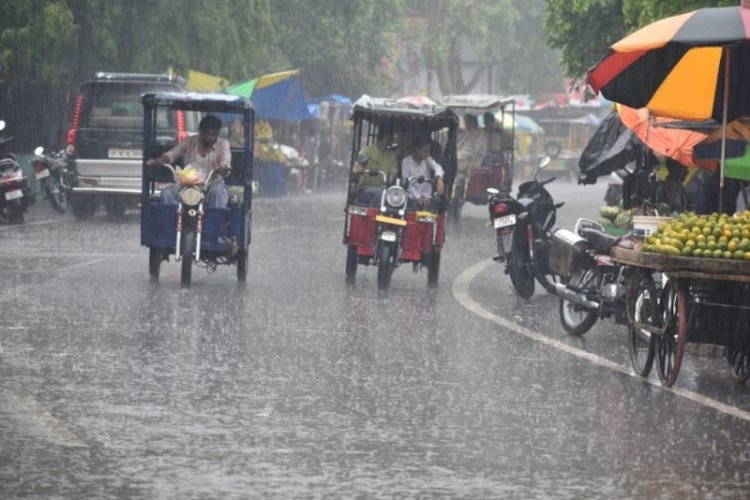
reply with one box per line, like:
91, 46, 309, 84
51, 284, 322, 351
179, 186, 203, 206
385, 185, 406, 208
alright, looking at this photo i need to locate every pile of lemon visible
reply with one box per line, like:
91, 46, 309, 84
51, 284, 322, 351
641, 211, 750, 260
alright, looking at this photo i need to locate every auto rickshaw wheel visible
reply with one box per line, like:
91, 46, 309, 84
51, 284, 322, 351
236, 248, 248, 282
71, 195, 95, 220
181, 229, 194, 287
149, 247, 161, 281
345, 245, 358, 279
427, 252, 440, 286
377, 244, 393, 290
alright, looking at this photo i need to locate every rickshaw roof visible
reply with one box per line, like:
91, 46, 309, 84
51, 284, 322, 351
440, 94, 515, 110
350, 95, 458, 126
141, 91, 254, 113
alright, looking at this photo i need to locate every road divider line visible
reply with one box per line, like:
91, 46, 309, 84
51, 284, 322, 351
453, 258, 750, 423
10, 391, 88, 448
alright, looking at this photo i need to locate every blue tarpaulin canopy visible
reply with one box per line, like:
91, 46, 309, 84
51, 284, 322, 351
249, 78, 313, 121
307, 94, 352, 118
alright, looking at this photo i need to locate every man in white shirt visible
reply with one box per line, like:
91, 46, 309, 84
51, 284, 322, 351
401, 136, 445, 208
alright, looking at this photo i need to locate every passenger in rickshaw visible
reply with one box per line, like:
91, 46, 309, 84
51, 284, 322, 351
351, 127, 398, 206
456, 113, 483, 189
401, 135, 445, 209
146, 114, 231, 208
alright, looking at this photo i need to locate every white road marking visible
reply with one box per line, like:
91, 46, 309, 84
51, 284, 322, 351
453, 258, 750, 423
10, 391, 87, 448
0, 218, 67, 230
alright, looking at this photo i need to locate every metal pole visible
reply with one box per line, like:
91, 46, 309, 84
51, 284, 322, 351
719, 49, 730, 213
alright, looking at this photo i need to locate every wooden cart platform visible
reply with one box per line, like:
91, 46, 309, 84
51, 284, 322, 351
611, 246, 750, 387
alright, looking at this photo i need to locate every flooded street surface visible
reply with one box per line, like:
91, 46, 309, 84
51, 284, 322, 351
1, 183, 750, 498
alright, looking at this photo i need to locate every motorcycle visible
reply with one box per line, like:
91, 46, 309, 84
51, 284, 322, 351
31, 146, 75, 213
549, 218, 638, 337
486, 155, 563, 298
0, 120, 34, 224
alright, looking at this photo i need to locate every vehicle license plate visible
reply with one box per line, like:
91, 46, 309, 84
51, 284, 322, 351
35, 168, 50, 179
493, 214, 516, 229
108, 148, 141, 159
5, 189, 23, 201
381, 231, 397, 242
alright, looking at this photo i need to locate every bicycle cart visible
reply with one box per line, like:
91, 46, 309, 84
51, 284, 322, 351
612, 246, 750, 387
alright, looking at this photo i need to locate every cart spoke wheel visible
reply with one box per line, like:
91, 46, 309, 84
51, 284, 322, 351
627, 270, 657, 377
655, 280, 686, 387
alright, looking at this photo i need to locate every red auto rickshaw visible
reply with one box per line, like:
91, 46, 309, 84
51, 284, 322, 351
342, 96, 458, 290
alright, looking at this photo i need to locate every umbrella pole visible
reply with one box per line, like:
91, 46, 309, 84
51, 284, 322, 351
719, 49, 730, 213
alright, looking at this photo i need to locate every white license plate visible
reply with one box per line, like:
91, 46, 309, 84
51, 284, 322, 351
108, 148, 141, 159
493, 213, 516, 229
5, 189, 23, 201
381, 231, 397, 242
35, 168, 50, 179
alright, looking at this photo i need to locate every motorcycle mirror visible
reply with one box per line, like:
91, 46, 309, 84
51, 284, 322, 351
486, 187, 500, 195
537, 155, 551, 169
34, 146, 44, 156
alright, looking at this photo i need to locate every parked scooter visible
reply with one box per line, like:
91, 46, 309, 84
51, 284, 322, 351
0, 120, 34, 224
486, 155, 563, 298
549, 218, 636, 336
31, 146, 75, 213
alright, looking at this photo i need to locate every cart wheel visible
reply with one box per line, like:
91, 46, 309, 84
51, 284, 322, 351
427, 252, 440, 286
627, 270, 657, 377
181, 229, 194, 288
345, 245, 358, 280
236, 248, 248, 282
727, 337, 750, 384
149, 247, 161, 282
655, 279, 687, 387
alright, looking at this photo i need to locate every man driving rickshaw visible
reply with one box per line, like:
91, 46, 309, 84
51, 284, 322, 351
342, 96, 458, 290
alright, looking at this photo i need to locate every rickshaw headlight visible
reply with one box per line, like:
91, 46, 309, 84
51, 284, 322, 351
385, 185, 406, 208
179, 186, 203, 206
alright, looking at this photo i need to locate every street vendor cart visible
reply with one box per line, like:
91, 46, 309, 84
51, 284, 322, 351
612, 243, 750, 387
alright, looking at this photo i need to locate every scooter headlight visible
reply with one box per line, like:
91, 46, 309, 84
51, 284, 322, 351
385, 185, 406, 208
179, 186, 203, 206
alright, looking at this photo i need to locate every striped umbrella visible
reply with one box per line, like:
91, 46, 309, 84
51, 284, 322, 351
588, 1, 750, 208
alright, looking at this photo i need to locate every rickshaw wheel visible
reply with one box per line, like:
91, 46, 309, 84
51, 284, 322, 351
508, 226, 535, 298
236, 248, 248, 282
727, 337, 750, 384
377, 245, 393, 290
427, 252, 440, 286
149, 247, 161, 281
655, 280, 686, 387
345, 245, 358, 279
181, 229, 194, 288
627, 270, 657, 377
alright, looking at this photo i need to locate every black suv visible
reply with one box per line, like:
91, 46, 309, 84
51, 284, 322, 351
65, 72, 198, 218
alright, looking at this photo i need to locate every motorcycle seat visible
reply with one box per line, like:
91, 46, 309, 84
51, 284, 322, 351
580, 227, 620, 253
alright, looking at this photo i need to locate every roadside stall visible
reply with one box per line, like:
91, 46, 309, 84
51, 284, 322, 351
588, 2, 750, 387
227, 71, 314, 196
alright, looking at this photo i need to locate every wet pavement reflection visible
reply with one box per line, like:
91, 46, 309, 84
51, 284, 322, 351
1, 186, 749, 498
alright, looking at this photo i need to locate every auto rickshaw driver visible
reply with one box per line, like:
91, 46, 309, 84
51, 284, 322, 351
351, 127, 398, 206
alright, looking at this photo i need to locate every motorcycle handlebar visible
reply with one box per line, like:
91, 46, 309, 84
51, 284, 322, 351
540, 176, 556, 186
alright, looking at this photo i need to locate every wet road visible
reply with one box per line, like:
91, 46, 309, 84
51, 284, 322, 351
1, 183, 749, 498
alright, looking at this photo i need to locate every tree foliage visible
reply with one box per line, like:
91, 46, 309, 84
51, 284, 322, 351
544, 0, 736, 82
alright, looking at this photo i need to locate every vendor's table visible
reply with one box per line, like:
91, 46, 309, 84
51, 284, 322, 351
612, 247, 750, 387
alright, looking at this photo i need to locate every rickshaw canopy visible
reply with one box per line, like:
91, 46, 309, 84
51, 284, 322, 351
350, 95, 458, 129
440, 94, 515, 110
141, 91, 254, 113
